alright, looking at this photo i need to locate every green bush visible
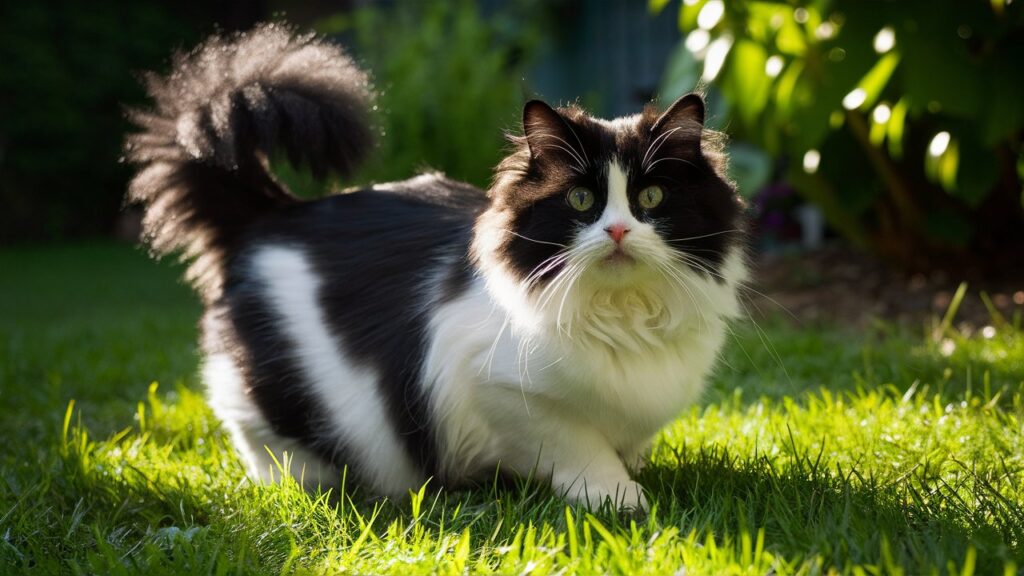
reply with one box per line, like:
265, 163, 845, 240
309, 1, 541, 191
0, 1, 537, 241
658, 0, 1024, 268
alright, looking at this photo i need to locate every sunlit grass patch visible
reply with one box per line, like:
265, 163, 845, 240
1, 243, 1022, 575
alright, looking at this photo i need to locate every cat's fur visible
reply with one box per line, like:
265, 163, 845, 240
125, 25, 746, 511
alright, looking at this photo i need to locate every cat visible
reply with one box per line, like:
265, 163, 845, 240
125, 24, 746, 512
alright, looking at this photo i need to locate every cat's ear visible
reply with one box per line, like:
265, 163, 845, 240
522, 100, 576, 161
651, 93, 705, 134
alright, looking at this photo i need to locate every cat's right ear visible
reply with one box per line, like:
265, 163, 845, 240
651, 93, 705, 134
522, 100, 571, 160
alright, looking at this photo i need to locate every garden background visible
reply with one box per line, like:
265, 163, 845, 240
1, 1, 1022, 574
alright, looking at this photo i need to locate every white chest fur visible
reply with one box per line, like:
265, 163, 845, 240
422, 251, 744, 484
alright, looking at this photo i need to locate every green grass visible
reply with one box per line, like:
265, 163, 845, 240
1, 243, 1022, 575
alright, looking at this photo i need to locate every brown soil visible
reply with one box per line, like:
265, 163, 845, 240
748, 244, 1024, 330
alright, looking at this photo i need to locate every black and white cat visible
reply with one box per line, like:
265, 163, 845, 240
126, 25, 746, 511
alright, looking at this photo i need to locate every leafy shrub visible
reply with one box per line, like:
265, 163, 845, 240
309, 1, 541, 191
658, 0, 1024, 269
0, 1, 540, 240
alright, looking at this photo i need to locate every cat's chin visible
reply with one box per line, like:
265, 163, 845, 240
587, 254, 664, 290
602, 249, 637, 267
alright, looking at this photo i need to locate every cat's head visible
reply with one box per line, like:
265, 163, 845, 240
473, 94, 746, 335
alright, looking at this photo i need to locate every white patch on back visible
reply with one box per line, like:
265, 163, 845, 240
251, 245, 423, 495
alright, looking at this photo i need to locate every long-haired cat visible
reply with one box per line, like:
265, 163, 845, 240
125, 25, 746, 511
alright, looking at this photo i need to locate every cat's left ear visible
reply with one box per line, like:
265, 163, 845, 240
651, 93, 705, 134
522, 100, 576, 161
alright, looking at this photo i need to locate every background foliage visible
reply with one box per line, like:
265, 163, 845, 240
658, 0, 1024, 270
3, 0, 1022, 265
330, 1, 541, 189
0, 1, 219, 242
0, 1, 544, 241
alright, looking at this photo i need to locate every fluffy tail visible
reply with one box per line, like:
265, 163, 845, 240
125, 24, 373, 299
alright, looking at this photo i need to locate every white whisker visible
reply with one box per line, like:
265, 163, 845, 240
480, 312, 511, 380
654, 261, 708, 332
644, 156, 702, 174
528, 130, 588, 171
555, 259, 590, 338
741, 299, 794, 386
674, 251, 800, 322
641, 126, 682, 169
562, 121, 590, 167
523, 252, 572, 289
666, 228, 742, 243
500, 229, 568, 248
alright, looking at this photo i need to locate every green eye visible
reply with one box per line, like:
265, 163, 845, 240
638, 185, 664, 209
567, 186, 594, 211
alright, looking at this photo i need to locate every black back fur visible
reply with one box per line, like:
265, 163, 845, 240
220, 175, 487, 479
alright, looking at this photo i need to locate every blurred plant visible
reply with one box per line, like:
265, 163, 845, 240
307, 1, 542, 191
0, 1, 218, 242
656, 0, 1024, 270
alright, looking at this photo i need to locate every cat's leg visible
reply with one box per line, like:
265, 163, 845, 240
621, 439, 653, 474
495, 410, 648, 512
228, 418, 342, 491
547, 426, 647, 512
203, 351, 341, 491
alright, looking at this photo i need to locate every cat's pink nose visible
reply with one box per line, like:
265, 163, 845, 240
604, 224, 630, 244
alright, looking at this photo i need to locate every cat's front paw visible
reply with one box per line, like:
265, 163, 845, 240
564, 480, 649, 514
623, 447, 650, 474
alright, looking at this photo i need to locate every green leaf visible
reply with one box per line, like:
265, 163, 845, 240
938, 139, 959, 192
649, 0, 672, 15
659, 41, 702, 102
728, 142, 773, 198
900, 10, 984, 117
954, 131, 1001, 207
744, 2, 793, 45
855, 52, 900, 110
775, 19, 807, 56
869, 111, 887, 147
723, 40, 771, 129
981, 43, 1024, 145
679, 0, 708, 31
886, 97, 910, 160
774, 60, 804, 121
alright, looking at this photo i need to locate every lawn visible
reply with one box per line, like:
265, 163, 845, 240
1, 243, 1021, 575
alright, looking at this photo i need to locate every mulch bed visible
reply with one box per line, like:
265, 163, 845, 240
748, 244, 1024, 330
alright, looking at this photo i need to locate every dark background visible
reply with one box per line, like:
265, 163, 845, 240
2, 0, 1022, 280
0, 0, 679, 242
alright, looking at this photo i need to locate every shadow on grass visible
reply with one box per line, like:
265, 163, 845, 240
638, 444, 1023, 573
3, 243, 1021, 572
7, 419, 1018, 574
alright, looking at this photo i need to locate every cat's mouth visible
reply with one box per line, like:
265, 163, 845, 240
603, 247, 637, 266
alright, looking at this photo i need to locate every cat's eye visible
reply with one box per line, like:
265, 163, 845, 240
638, 185, 664, 209
567, 186, 595, 211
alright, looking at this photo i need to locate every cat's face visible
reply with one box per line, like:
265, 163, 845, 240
476, 94, 744, 301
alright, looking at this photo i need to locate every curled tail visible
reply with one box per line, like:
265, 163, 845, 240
125, 24, 373, 299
